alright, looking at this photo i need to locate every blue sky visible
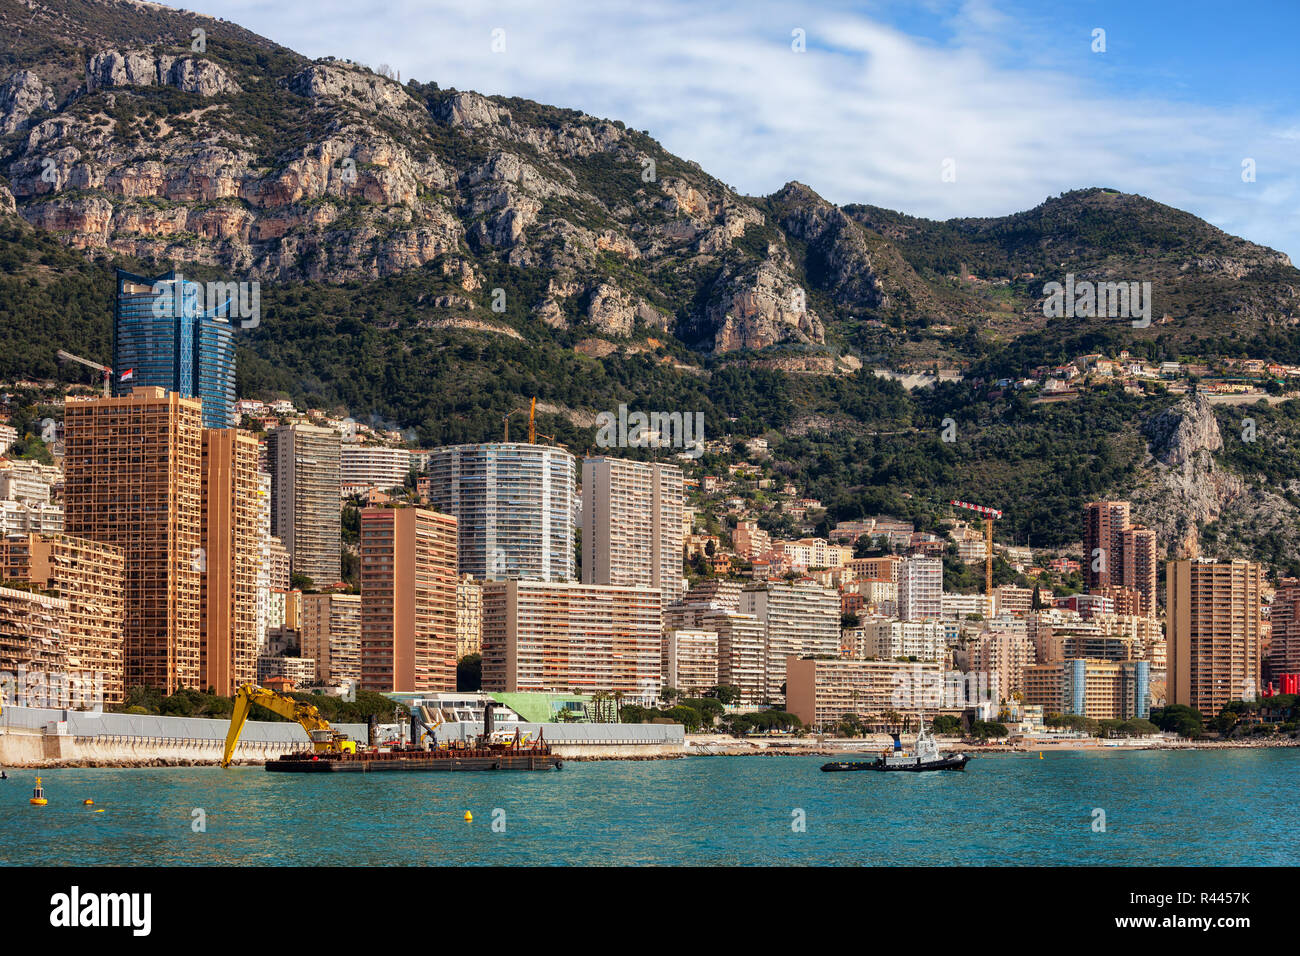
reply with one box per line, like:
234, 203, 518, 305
195, 0, 1300, 258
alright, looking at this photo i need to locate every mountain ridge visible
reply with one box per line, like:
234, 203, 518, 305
5, 0, 1300, 573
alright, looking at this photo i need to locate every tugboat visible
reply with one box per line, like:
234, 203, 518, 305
822, 720, 970, 772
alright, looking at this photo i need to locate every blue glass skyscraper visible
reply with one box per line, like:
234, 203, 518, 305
113, 269, 237, 429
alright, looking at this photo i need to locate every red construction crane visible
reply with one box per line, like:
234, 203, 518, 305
951, 500, 1003, 602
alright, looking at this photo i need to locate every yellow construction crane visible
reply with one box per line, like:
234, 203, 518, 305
951, 500, 1003, 604
56, 349, 112, 397
221, 683, 357, 767
502, 396, 538, 443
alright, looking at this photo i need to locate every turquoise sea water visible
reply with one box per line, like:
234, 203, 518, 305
2, 749, 1296, 866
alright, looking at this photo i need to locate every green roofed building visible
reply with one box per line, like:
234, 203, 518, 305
489, 692, 593, 723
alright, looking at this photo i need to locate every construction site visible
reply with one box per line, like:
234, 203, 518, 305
0, 684, 685, 769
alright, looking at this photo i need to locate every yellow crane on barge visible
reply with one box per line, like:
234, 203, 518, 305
221, 683, 357, 768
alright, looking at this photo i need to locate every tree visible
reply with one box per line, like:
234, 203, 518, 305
682, 697, 724, 723
1150, 704, 1204, 738
970, 720, 1008, 740
663, 705, 702, 732
707, 684, 742, 705
931, 714, 962, 735
1213, 708, 1240, 736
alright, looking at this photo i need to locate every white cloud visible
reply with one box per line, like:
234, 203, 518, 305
197, 0, 1300, 259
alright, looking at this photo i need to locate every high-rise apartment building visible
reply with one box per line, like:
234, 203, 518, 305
254, 472, 273, 653
267, 423, 342, 587
662, 628, 719, 696
112, 269, 236, 429
1269, 578, 1300, 677
359, 507, 458, 692
865, 618, 947, 662
1167, 559, 1263, 715
301, 592, 362, 686
1062, 658, 1150, 720
898, 556, 943, 621
481, 580, 662, 700
1120, 526, 1158, 616
968, 630, 1035, 700
427, 443, 576, 582
0, 584, 70, 682
786, 657, 944, 729
64, 387, 203, 694
740, 581, 840, 704
0, 533, 126, 704
200, 429, 262, 695
582, 457, 684, 605
1084, 501, 1130, 589
456, 575, 483, 658
699, 608, 766, 705
267, 537, 291, 591
341, 443, 413, 490
1084, 502, 1157, 616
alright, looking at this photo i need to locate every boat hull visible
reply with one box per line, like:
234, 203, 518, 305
264, 750, 564, 773
821, 755, 970, 773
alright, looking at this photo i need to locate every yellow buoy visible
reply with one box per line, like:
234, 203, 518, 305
1038, 752, 1043, 759
464, 811, 473, 822
94, 809, 105, 813
30, 777, 47, 806
83, 799, 94, 806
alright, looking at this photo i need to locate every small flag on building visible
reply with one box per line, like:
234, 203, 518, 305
120, 368, 134, 381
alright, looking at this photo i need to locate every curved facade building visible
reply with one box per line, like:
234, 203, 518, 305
113, 269, 236, 429
426, 443, 575, 582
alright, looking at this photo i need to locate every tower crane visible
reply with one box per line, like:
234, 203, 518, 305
951, 500, 1003, 609
56, 349, 112, 397
502, 396, 538, 443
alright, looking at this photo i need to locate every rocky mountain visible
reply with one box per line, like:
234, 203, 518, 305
1131, 394, 1246, 559
3, 0, 1299, 365
5, 0, 1300, 575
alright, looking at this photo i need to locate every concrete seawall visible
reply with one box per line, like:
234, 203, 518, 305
0, 731, 691, 767
0, 705, 690, 767
0, 729, 308, 767
0, 704, 368, 768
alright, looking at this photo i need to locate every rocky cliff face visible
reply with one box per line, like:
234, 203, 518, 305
1, 1, 1298, 363
0, 33, 833, 354
86, 50, 241, 96
0, 71, 56, 134
1133, 394, 1244, 558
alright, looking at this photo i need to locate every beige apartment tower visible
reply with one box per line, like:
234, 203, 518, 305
456, 575, 483, 658
740, 581, 841, 704
1166, 559, 1263, 715
64, 387, 203, 694
0, 533, 126, 704
301, 592, 362, 686
267, 423, 342, 587
200, 429, 263, 696
582, 457, 685, 605
359, 507, 458, 692
481, 580, 663, 699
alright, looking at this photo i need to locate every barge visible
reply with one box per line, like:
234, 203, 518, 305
222, 683, 564, 774
265, 744, 563, 773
